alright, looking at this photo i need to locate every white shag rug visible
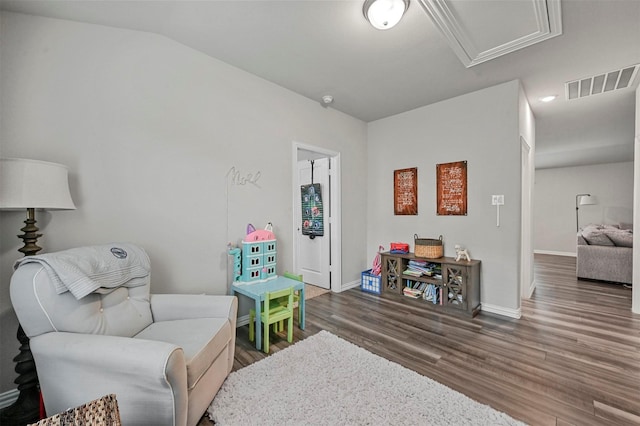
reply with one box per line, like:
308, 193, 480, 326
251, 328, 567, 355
208, 331, 526, 425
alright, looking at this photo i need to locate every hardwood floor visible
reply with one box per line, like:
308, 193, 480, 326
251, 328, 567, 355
226, 255, 639, 425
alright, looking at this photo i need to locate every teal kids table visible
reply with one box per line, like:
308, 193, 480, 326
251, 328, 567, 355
231, 275, 305, 351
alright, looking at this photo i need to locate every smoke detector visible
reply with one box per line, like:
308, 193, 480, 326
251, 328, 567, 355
565, 64, 639, 100
321, 95, 334, 107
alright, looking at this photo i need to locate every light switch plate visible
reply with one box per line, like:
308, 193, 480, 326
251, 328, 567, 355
492, 195, 505, 205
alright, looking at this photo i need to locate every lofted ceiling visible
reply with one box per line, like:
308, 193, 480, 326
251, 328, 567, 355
1, 0, 639, 169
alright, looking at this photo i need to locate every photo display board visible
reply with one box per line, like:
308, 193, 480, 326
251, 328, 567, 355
301, 183, 324, 236
436, 161, 467, 216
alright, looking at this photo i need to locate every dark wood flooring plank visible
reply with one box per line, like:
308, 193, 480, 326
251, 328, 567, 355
216, 254, 640, 426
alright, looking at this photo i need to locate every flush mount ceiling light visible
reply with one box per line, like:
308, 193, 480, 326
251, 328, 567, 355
363, 0, 409, 30
540, 95, 557, 103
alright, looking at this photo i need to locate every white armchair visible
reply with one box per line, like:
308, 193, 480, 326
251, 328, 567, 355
10, 244, 237, 426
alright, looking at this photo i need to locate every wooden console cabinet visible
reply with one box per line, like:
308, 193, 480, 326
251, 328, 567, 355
381, 252, 481, 317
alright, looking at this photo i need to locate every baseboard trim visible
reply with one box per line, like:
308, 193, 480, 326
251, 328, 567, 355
525, 280, 536, 299
0, 389, 19, 409
482, 303, 522, 319
534, 250, 576, 257
236, 314, 250, 327
339, 279, 360, 293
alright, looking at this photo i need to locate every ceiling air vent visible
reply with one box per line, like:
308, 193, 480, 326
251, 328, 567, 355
565, 64, 639, 100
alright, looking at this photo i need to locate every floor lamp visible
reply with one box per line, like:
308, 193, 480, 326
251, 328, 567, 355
0, 158, 76, 424
575, 193, 596, 232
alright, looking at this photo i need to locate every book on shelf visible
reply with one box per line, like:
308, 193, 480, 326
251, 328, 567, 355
423, 283, 440, 304
403, 288, 422, 298
403, 269, 422, 277
403, 280, 424, 298
403, 261, 443, 278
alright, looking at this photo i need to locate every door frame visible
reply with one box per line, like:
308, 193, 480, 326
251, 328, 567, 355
520, 136, 535, 299
291, 141, 342, 292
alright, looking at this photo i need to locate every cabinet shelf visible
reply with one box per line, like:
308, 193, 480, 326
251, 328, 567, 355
381, 252, 481, 317
400, 275, 441, 284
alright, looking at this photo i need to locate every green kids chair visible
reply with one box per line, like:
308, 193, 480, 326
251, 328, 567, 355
283, 271, 303, 324
249, 287, 294, 353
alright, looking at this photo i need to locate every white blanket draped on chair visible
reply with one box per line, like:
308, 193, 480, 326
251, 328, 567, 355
15, 243, 150, 299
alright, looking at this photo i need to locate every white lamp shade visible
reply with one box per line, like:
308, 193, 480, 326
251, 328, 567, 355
364, 0, 409, 30
0, 158, 76, 210
579, 195, 596, 206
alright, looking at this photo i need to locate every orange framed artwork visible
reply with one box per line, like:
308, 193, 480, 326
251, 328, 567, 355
394, 167, 417, 215
436, 161, 467, 216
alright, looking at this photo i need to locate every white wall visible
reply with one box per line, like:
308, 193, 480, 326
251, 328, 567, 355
633, 86, 640, 314
534, 162, 634, 255
0, 12, 368, 392
519, 85, 536, 298
367, 80, 524, 318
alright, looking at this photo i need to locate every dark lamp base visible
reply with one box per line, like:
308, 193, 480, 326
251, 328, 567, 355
0, 387, 40, 425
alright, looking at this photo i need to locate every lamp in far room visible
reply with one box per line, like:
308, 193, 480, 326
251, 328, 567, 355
0, 157, 76, 424
363, 0, 409, 30
575, 193, 596, 232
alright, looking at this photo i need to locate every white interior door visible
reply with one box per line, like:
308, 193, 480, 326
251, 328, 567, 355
296, 157, 331, 289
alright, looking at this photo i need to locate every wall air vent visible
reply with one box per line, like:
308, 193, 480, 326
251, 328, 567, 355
565, 64, 639, 100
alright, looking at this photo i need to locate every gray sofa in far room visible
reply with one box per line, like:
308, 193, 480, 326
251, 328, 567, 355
577, 223, 633, 285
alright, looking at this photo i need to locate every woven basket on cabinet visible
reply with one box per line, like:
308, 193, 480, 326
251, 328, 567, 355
414, 235, 443, 259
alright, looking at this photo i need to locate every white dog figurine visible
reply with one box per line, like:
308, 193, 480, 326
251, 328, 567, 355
455, 245, 470, 262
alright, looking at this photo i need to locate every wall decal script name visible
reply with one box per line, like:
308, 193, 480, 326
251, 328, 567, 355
226, 166, 262, 188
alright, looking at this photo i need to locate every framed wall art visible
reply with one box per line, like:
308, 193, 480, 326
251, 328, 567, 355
436, 161, 467, 216
394, 167, 417, 215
